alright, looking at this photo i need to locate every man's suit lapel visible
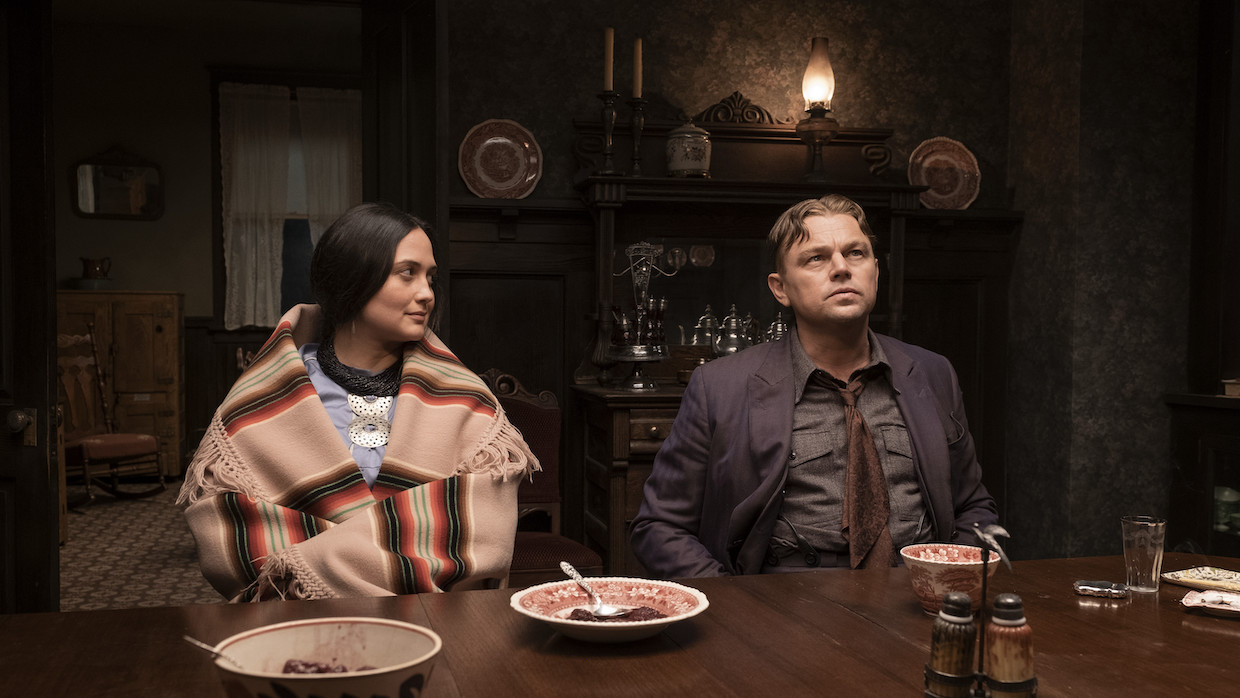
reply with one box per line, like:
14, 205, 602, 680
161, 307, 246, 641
730, 337, 795, 573
880, 336, 951, 540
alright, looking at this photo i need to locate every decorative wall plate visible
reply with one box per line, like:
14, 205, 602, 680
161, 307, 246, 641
907, 136, 980, 209
458, 119, 542, 199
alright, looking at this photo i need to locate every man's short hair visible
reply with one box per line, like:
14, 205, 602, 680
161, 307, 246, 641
767, 194, 876, 273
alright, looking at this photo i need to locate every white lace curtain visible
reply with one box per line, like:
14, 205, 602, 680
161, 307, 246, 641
219, 82, 363, 329
298, 87, 363, 246
220, 83, 291, 330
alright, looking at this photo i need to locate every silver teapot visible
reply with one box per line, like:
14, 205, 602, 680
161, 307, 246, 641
687, 304, 719, 347
766, 312, 789, 342
714, 305, 751, 356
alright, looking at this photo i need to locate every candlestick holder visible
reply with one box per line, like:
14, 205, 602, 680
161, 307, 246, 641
627, 97, 647, 177
596, 90, 621, 175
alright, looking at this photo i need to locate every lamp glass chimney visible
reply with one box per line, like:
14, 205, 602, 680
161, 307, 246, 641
801, 37, 835, 112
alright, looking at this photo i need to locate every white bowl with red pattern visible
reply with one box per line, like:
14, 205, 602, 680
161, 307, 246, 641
510, 577, 709, 642
210, 616, 441, 698
900, 543, 1000, 615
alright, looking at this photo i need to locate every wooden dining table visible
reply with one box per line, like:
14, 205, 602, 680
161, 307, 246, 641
3, 552, 1237, 696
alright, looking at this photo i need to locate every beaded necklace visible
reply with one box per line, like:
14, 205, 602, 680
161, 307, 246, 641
317, 336, 400, 448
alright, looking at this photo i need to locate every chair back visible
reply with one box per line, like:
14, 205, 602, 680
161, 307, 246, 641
481, 369, 562, 532
56, 325, 111, 442
59, 323, 165, 504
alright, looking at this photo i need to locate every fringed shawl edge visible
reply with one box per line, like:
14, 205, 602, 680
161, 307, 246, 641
454, 405, 541, 483
177, 414, 269, 506
246, 546, 333, 602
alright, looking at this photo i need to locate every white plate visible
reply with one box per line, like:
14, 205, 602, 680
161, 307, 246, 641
458, 119, 542, 199
1162, 566, 1240, 593
907, 136, 980, 209
509, 577, 709, 643
1182, 589, 1240, 618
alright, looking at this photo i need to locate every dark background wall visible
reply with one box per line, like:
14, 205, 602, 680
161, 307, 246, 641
52, 0, 1205, 560
1007, 1, 1197, 557
448, 0, 1200, 559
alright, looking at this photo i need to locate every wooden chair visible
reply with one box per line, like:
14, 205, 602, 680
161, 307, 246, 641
57, 323, 165, 505
481, 369, 603, 587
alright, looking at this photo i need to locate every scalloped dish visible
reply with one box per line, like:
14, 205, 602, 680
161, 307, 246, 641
1162, 566, 1240, 593
457, 119, 542, 199
1181, 589, 1240, 618
509, 577, 708, 643
907, 136, 980, 209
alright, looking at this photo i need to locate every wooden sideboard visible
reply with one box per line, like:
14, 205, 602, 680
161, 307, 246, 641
56, 290, 185, 477
573, 383, 683, 574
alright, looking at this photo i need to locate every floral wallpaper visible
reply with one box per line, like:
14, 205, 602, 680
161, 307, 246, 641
449, 0, 1202, 559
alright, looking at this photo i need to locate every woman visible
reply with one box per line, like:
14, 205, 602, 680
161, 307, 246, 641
179, 202, 536, 601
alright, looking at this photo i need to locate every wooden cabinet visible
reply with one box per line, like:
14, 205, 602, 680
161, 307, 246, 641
574, 384, 682, 575
1167, 394, 1240, 556
57, 291, 184, 477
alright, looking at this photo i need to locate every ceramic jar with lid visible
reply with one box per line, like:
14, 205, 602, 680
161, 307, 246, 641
666, 121, 711, 177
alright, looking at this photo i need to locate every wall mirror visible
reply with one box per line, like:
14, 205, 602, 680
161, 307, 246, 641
70, 146, 164, 220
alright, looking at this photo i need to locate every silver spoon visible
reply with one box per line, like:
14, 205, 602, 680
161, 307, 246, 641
560, 561, 627, 618
182, 635, 243, 668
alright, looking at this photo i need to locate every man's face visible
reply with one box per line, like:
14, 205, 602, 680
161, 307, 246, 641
767, 213, 879, 331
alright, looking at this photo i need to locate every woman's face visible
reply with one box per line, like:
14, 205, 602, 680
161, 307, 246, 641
354, 228, 437, 348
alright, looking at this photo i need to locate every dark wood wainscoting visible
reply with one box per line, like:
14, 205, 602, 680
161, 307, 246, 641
182, 322, 271, 458
446, 200, 595, 403
901, 210, 1020, 515
448, 199, 595, 539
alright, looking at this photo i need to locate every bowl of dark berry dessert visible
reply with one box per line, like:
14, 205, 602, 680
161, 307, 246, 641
509, 577, 709, 642
209, 616, 441, 697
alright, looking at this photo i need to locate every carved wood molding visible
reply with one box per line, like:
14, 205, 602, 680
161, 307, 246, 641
692, 91, 794, 125
480, 368, 558, 409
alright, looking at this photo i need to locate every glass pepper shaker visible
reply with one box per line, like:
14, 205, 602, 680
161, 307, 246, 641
985, 593, 1037, 697
925, 591, 978, 698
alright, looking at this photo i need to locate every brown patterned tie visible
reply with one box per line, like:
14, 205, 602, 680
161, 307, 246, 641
836, 377, 893, 569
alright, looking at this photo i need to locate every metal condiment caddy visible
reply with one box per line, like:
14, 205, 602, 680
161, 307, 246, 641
924, 525, 1036, 697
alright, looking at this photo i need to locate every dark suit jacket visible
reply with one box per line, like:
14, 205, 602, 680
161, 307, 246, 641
629, 332, 998, 578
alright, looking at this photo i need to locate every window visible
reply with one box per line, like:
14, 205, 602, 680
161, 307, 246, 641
216, 79, 362, 329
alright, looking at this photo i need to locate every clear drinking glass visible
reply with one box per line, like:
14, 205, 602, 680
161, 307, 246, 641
1121, 515, 1166, 593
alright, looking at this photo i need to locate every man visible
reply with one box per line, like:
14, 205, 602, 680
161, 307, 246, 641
629, 194, 997, 578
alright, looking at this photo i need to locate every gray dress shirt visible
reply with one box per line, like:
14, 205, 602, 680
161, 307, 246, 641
766, 328, 931, 568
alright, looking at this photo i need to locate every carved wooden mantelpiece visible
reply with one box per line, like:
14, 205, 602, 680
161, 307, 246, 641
574, 91, 897, 184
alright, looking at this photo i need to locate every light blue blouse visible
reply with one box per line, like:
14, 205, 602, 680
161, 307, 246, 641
299, 343, 394, 488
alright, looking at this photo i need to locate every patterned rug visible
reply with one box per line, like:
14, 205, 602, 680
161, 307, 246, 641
59, 480, 224, 611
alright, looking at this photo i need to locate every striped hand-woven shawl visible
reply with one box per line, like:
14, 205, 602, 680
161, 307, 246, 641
179, 304, 536, 601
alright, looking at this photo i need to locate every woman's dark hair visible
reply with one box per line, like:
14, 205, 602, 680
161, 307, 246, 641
310, 202, 433, 335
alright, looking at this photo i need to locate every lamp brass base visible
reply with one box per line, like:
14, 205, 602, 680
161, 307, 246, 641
796, 113, 840, 182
